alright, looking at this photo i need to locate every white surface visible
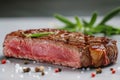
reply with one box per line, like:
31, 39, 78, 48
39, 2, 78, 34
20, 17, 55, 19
0, 17, 120, 80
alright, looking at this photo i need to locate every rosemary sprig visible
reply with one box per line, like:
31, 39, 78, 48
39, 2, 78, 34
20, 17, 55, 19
54, 14, 75, 26
88, 12, 97, 27
99, 7, 120, 25
54, 7, 120, 36
23, 32, 54, 38
75, 16, 83, 31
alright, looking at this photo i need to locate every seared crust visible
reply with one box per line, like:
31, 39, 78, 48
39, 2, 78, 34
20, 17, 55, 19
5, 28, 113, 46
3, 28, 118, 68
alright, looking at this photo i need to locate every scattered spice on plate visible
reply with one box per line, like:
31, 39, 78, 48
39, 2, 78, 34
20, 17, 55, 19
23, 67, 31, 73
24, 61, 29, 65
110, 68, 114, 71
54, 68, 62, 73
55, 68, 59, 73
81, 71, 84, 74
1, 59, 7, 64
33, 61, 37, 64
111, 69, 116, 74
41, 71, 45, 76
39, 66, 45, 72
48, 67, 52, 71
110, 68, 116, 74
117, 67, 120, 70
96, 68, 102, 74
35, 67, 40, 72
58, 68, 62, 72
86, 67, 90, 71
91, 72, 96, 78
6, 60, 10, 63
81, 68, 85, 71
35, 66, 45, 72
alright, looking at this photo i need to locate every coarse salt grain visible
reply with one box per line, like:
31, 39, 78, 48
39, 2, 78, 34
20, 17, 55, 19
48, 67, 52, 71
2, 68, 5, 72
72, 68, 76, 70
82, 68, 85, 71
6, 60, 10, 63
19, 67, 23, 73
15, 64, 22, 73
36, 75, 40, 78
20, 75, 24, 78
33, 61, 36, 64
33, 75, 37, 78
86, 68, 90, 71
30, 67, 34, 72
15, 64, 20, 68
117, 67, 120, 70
81, 71, 84, 74
45, 71, 48, 75
15, 69, 19, 73
77, 76, 80, 79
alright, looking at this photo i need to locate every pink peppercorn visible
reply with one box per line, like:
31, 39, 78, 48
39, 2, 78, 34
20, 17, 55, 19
54, 68, 62, 73
1, 59, 6, 64
91, 72, 96, 78
112, 69, 116, 74
55, 68, 59, 73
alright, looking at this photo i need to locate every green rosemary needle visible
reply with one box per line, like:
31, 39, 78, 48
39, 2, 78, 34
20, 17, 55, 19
23, 32, 54, 38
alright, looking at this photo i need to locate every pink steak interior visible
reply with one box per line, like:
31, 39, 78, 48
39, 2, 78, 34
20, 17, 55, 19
4, 38, 81, 68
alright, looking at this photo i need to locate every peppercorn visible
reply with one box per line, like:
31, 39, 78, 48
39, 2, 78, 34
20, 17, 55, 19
58, 68, 62, 72
91, 72, 96, 78
23, 67, 31, 73
54, 68, 62, 73
35, 66, 44, 72
110, 68, 114, 71
96, 68, 102, 74
35, 67, 40, 72
41, 71, 45, 76
112, 69, 116, 74
24, 61, 29, 65
1, 59, 6, 64
39, 66, 44, 72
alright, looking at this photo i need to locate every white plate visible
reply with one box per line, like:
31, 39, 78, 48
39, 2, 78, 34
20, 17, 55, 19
0, 17, 120, 80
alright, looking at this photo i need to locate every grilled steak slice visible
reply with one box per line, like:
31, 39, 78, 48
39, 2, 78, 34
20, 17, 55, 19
3, 28, 118, 68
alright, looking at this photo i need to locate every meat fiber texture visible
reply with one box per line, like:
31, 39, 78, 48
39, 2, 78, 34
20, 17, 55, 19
3, 28, 118, 68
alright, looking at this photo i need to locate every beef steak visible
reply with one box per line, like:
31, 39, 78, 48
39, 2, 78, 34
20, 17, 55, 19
3, 28, 118, 68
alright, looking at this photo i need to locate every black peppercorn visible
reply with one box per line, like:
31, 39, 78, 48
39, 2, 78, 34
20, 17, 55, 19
35, 67, 40, 72
41, 71, 45, 76
96, 68, 102, 74
24, 61, 29, 65
23, 67, 31, 73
